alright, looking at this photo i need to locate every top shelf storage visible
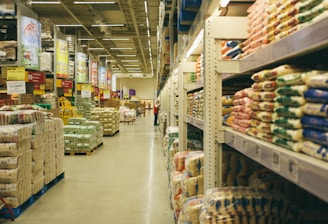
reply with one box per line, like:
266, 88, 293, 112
240, 16, 328, 73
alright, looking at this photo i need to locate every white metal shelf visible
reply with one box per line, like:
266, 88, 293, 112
184, 81, 204, 92
224, 127, 328, 203
240, 16, 328, 73
185, 115, 204, 130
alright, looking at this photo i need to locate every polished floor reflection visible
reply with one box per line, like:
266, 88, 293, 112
0, 110, 174, 224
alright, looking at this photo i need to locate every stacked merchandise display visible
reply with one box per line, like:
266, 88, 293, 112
187, 90, 204, 120
44, 117, 65, 184
199, 187, 295, 224
195, 54, 204, 83
76, 96, 96, 120
90, 108, 119, 136
221, 40, 243, 60
64, 117, 103, 154
242, 0, 328, 57
0, 108, 44, 209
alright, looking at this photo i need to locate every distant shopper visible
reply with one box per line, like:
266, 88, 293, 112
154, 100, 160, 126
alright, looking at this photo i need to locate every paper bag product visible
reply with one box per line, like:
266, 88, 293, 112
301, 115, 328, 131
0, 156, 20, 169
275, 85, 308, 96
0, 168, 19, 183
186, 151, 204, 177
0, 125, 32, 143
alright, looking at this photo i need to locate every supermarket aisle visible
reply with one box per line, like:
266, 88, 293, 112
0, 112, 174, 224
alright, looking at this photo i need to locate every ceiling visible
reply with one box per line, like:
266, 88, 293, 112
20, 0, 161, 78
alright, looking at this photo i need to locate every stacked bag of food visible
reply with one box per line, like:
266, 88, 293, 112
249, 167, 328, 223
222, 149, 259, 187
176, 151, 205, 224
221, 40, 243, 60
0, 125, 33, 208
195, 54, 204, 83
231, 88, 254, 134
200, 187, 295, 224
64, 117, 102, 153
242, 0, 328, 57
301, 71, 328, 161
30, 121, 45, 195
90, 108, 120, 136
44, 117, 65, 184
222, 95, 234, 126
271, 66, 314, 151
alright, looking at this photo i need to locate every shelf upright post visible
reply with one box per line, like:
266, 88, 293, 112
204, 17, 221, 190
178, 62, 196, 152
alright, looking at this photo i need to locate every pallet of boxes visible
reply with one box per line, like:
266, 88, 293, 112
0, 105, 64, 219
90, 108, 120, 136
64, 117, 103, 155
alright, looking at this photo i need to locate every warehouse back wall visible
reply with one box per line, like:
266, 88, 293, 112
116, 77, 157, 100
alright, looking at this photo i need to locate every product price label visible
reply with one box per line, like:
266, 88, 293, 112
287, 158, 299, 183
272, 152, 280, 171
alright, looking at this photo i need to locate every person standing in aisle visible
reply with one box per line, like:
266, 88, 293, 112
154, 100, 160, 126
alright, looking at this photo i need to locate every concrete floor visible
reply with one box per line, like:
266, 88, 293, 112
0, 110, 174, 224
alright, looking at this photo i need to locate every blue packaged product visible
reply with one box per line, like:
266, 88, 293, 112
303, 129, 328, 146
304, 89, 328, 103
301, 116, 328, 131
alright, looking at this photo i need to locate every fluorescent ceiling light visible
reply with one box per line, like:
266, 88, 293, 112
121, 60, 139, 62
221, 0, 231, 7
117, 55, 136, 57
92, 24, 124, 27
102, 38, 129, 41
74, 1, 116, 4
56, 24, 83, 27
88, 47, 104, 50
78, 38, 94, 40
110, 48, 133, 50
144, 0, 148, 14
30, 1, 61, 4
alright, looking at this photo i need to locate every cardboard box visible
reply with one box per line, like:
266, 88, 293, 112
46, 78, 54, 91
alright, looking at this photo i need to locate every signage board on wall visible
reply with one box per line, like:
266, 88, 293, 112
55, 39, 69, 78
76, 52, 87, 83
21, 16, 41, 70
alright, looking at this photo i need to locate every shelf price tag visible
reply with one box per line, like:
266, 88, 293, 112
254, 146, 262, 161
272, 152, 280, 171
287, 158, 299, 183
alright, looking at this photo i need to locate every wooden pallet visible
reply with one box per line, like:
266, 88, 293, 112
103, 130, 119, 137
64, 142, 103, 156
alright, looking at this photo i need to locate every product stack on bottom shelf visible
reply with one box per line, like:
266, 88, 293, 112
90, 108, 119, 136
64, 117, 103, 154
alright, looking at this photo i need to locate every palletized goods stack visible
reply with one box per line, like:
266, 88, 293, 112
44, 117, 64, 184
90, 108, 119, 136
0, 125, 32, 208
29, 121, 45, 195
0, 108, 46, 208
64, 117, 101, 153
